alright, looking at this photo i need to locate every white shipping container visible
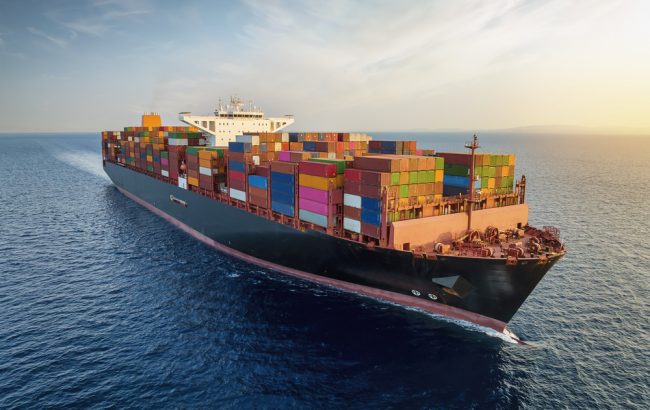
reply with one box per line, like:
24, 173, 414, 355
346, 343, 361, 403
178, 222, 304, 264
281, 132, 289, 143
299, 209, 328, 228
178, 177, 188, 189
161, 169, 169, 177
230, 188, 246, 202
344, 217, 361, 233
169, 138, 188, 146
236, 134, 260, 145
343, 193, 362, 209
199, 166, 212, 176
253, 155, 260, 165
274, 142, 282, 151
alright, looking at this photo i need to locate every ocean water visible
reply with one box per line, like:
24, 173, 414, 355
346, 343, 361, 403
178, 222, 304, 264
0, 132, 648, 408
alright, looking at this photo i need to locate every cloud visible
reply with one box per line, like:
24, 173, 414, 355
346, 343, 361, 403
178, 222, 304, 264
27, 26, 68, 48
43, 0, 150, 39
161, 0, 633, 131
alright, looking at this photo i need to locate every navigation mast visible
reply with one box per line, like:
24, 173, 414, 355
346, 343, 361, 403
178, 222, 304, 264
465, 134, 480, 232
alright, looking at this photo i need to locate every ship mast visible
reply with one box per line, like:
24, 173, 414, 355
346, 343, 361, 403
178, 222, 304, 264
465, 134, 480, 232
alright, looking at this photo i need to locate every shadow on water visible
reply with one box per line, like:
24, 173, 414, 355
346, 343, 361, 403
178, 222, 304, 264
100, 183, 522, 407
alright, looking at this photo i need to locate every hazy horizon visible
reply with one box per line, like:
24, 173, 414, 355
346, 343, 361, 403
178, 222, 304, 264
1, 0, 649, 133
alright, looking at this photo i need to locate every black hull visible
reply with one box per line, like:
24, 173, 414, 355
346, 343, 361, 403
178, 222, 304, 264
104, 162, 560, 331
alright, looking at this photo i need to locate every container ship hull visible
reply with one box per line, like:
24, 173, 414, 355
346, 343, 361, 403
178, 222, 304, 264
104, 162, 560, 332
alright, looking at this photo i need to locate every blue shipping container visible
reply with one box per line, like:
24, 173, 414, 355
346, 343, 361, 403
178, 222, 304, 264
444, 175, 481, 189
228, 142, 252, 153
361, 196, 381, 213
248, 175, 268, 190
361, 209, 381, 226
272, 201, 294, 217
270, 171, 294, 186
271, 183, 294, 197
271, 189, 294, 205
229, 160, 245, 173
303, 141, 316, 152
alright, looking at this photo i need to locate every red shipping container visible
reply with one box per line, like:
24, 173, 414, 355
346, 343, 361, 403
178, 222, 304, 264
255, 165, 270, 178
230, 179, 245, 191
437, 152, 471, 166
344, 206, 361, 220
230, 170, 245, 182
271, 161, 297, 175
344, 181, 362, 195
361, 222, 381, 239
249, 186, 267, 198
360, 171, 391, 187
249, 193, 268, 208
344, 169, 362, 182
199, 175, 214, 191
353, 156, 403, 173
229, 152, 252, 162
299, 161, 337, 178
360, 184, 383, 199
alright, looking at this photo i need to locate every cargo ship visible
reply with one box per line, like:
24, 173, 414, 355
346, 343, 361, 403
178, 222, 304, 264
102, 105, 565, 338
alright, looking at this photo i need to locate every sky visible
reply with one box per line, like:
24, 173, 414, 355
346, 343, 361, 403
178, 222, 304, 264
0, 0, 649, 133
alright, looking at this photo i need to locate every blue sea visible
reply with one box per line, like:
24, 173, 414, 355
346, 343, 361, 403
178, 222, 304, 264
0, 132, 648, 408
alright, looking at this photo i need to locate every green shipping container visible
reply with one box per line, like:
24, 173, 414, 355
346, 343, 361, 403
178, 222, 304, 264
409, 171, 418, 184
435, 157, 444, 169
399, 185, 409, 198
390, 172, 400, 185
425, 170, 435, 183
417, 171, 427, 183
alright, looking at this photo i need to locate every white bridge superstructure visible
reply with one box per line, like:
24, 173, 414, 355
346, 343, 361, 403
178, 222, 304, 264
179, 97, 294, 146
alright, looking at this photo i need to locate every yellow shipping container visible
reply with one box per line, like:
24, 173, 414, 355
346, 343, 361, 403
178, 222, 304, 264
199, 158, 213, 168
146, 155, 153, 162
435, 169, 444, 182
198, 150, 213, 160
502, 165, 510, 177
488, 178, 496, 189
299, 174, 339, 190
399, 172, 410, 185
188, 176, 199, 186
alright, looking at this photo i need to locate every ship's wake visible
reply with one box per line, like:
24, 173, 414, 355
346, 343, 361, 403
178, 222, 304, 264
53, 149, 109, 181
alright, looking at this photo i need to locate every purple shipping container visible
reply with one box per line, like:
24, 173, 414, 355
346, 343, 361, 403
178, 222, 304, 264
299, 186, 328, 204
299, 197, 330, 216
161, 158, 169, 166
279, 151, 291, 162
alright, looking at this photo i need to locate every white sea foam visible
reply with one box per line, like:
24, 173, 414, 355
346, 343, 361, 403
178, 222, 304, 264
53, 149, 108, 180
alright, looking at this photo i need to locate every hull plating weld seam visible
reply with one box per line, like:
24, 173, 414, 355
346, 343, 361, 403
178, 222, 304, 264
116, 186, 508, 333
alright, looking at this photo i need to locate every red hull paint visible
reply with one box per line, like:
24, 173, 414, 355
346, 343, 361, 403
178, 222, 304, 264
116, 186, 508, 333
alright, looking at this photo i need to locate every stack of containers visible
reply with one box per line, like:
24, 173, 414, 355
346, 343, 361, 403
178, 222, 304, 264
368, 140, 417, 155
286, 132, 371, 159
343, 156, 405, 239
297, 160, 344, 228
228, 141, 252, 201
161, 151, 169, 177
185, 147, 200, 187
167, 146, 185, 180
270, 161, 297, 217
438, 153, 516, 196
235, 133, 289, 165
343, 154, 446, 237
198, 148, 226, 192
248, 166, 269, 208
